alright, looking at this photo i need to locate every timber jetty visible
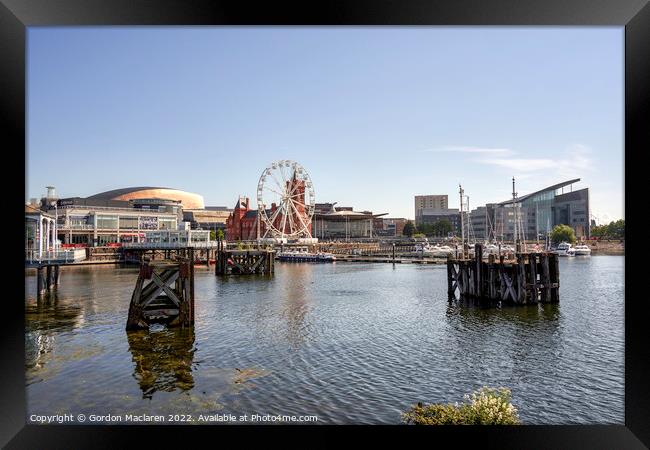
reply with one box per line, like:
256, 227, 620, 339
215, 239, 274, 275
447, 243, 559, 305
126, 248, 195, 331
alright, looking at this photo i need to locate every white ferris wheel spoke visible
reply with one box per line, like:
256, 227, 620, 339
266, 203, 285, 232
263, 184, 285, 198
268, 170, 285, 193
286, 200, 296, 235
289, 198, 310, 233
279, 201, 289, 238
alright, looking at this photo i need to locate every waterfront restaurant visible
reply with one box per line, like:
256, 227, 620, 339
312, 203, 387, 240
122, 229, 213, 248
44, 186, 209, 246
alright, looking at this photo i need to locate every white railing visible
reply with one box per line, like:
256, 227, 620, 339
58, 224, 95, 230
122, 242, 220, 249
25, 248, 87, 264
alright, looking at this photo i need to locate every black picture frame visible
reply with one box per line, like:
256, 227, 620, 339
2, 0, 647, 447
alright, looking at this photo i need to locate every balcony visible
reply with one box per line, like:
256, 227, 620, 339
25, 248, 87, 264
58, 223, 95, 230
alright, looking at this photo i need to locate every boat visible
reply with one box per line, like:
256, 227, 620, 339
555, 242, 575, 257
573, 244, 592, 256
414, 243, 455, 257
276, 246, 336, 262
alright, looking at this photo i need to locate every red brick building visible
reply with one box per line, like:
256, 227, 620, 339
226, 173, 311, 240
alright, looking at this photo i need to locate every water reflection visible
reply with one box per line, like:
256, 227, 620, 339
280, 264, 313, 349
445, 301, 560, 327
25, 291, 84, 333
127, 327, 196, 399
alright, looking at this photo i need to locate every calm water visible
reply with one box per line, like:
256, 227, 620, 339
25, 256, 624, 424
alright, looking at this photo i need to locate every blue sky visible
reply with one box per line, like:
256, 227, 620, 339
27, 27, 623, 223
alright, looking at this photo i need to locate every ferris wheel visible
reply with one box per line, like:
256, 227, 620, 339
256, 160, 315, 239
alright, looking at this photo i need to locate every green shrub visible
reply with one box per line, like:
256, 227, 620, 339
402, 387, 520, 425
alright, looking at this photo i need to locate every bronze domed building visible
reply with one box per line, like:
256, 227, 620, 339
86, 187, 205, 209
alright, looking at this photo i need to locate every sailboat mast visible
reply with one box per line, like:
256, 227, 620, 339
512, 177, 518, 252
459, 184, 465, 257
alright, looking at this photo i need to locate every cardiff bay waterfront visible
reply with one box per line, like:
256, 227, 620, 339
24, 27, 626, 427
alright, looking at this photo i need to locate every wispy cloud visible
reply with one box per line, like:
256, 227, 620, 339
475, 144, 594, 179
425, 146, 515, 155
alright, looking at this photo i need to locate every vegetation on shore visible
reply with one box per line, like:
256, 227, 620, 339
402, 387, 520, 425
591, 219, 624, 240
403, 219, 453, 238
550, 224, 576, 245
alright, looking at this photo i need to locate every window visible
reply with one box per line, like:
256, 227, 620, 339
97, 215, 118, 229
69, 216, 89, 228
159, 218, 176, 230
97, 234, 118, 244
119, 216, 138, 229
71, 235, 89, 244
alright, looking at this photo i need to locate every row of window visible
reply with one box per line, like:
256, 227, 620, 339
69, 215, 177, 230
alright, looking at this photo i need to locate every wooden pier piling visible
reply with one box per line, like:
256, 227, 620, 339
126, 251, 195, 331
447, 243, 559, 305
215, 243, 274, 276
35, 264, 61, 299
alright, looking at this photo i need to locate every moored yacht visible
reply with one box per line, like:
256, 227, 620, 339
573, 244, 592, 256
276, 247, 336, 262
555, 242, 575, 257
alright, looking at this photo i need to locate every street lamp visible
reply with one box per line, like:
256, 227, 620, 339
51, 200, 58, 250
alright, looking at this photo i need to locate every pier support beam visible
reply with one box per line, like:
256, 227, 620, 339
446, 251, 560, 306
126, 255, 195, 331
36, 266, 46, 299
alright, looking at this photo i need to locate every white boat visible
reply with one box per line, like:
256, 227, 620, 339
415, 244, 455, 257
555, 242, 575, 257
276, 247, 336, 262
573, 244, 592, 256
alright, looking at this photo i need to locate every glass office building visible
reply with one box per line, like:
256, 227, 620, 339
470, 179, 590, 241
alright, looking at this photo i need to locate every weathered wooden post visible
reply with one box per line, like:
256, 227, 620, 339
540, 253, 550, 303
462, 261, 469, 297
475, 243, 483, 298
447, 254, 454, 300
487, 254, 496, 300
497, 257, 505, 301
529, 253, 538, 303
126, 255, 195, 331
516, 254, 526, 304
46, 265, 53, 290
36, 266, 46, 299
549, 253, 560, 302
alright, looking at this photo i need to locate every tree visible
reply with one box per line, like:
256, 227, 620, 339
591, 225, 606, 238
607, 219, 624, 239
209, 230, 216, 240
591, 219, 624, 239
403, 220, 416, 237
434, 219, 452, 237
216, 229, 225, 240
416, 223, 434, 236
550, 224, 576, 245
